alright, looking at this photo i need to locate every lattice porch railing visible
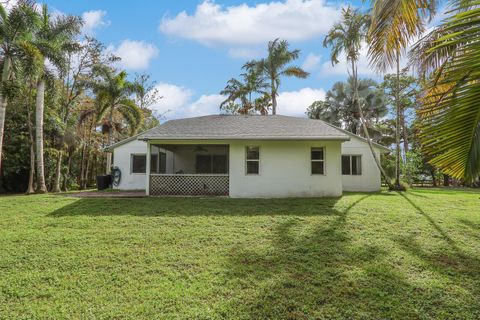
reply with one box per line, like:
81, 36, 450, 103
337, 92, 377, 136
150, 174, 229, 196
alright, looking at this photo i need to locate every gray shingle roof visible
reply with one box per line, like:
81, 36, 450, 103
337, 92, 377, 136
137, 115, 350, 141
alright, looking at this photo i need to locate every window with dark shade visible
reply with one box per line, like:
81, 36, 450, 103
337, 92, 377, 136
311, 147, 325, 174
246, 146, 259, 175
131, 154, 146, 173
342, 155, 362, 175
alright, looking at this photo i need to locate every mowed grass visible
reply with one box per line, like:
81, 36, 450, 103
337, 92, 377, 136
1, 189, 480, 319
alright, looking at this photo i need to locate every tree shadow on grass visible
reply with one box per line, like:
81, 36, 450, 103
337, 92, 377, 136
48, 196, 355, 217
222, 195, 437, 319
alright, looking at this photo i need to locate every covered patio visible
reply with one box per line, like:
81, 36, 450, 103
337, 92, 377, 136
147, 143, 229, 196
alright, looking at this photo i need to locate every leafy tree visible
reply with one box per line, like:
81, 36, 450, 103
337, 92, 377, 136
52, 37, 108, 192
132, 72, 163, 130
379, 71, 419, 159
323, 7, 394, 189
246, 39, 309, 114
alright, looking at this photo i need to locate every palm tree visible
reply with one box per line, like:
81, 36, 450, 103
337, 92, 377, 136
220, 67, 268, 114
323, 6, 394, 189
322, 77, 387, 135
29, 5, 81, 193
247, 39, 309, 115
410, 2, 480, 183
90, 65, 143, 173
0, 1, 38, 175
367, 0, 436, 188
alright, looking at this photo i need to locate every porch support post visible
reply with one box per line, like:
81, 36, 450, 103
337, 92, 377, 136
146, 140, 151, 196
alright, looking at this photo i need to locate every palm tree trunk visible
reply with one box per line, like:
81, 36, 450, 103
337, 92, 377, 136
26, 93, 36, 194
106, 104, 114, 174
351, 60, 394, 189
0, 57, 11, 174
52, 150, 63, 192
35, 78, 47, 193
394, 51, 401, 187
271, 79, 277, 115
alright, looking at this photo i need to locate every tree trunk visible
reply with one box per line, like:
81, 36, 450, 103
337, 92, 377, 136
271, 79, 277, 115
443, 174, 450, 187
0, 57, 11, 174
430, 169, 437, 187
35, 78, 47, 193
106, 105, 114, 174
394, 51, 401, 188
351, 60, 394, 190
401, 111, 409, 155
63, 148, 73, 191
26, 96, 36, 194
52, 150, 63, 192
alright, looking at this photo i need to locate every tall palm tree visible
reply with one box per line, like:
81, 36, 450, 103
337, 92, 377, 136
367, 0, 436, 188
411, 2, 480, 183
323, 6, 394, 189
247, 39, 309, 115
90, 65, 143, 173
29, 5, 81, 193
0, 1, 38, 175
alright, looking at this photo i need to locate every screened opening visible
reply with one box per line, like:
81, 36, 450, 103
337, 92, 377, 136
342, 155, 362, 175
246, 146, 259, 175
311, 147, 325, 174
131, 154, 146, 173
195, 154, 228, 174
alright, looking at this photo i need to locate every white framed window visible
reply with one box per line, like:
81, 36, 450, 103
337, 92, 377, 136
245, 146, 260, 175
342, 155, 362, 175
131, 154, 146, 174
311, 147, 325, 175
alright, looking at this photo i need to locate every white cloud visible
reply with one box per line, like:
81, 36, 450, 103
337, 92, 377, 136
150, 83, 194, 116
149, 83, 224, 119
302, 53, 321, 71
277, 87, 326, 116
159, 0, 341, 47
182, 94, 225, 117
107, 40, 159, 70
149, 82, 325, 119
82, 10, 110, 34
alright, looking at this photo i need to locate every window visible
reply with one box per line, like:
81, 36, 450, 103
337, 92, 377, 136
311, 147, 325, 175
195, 155, 228, 174
246, 146, 259, 175
131, 154, 146, 173
342, 155, 362, 175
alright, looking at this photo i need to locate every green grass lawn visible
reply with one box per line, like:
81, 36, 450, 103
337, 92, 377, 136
1, 189, 480, 319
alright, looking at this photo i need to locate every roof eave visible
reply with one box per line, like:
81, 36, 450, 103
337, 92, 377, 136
139, 136, 350, 141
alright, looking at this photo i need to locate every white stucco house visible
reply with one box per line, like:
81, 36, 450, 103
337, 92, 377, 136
105, 115, 389, 197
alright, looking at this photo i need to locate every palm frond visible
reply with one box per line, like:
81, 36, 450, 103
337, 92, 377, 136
418, 1, 480, 181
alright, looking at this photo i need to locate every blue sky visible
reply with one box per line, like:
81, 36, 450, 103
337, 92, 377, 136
42, 0, 412, 119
